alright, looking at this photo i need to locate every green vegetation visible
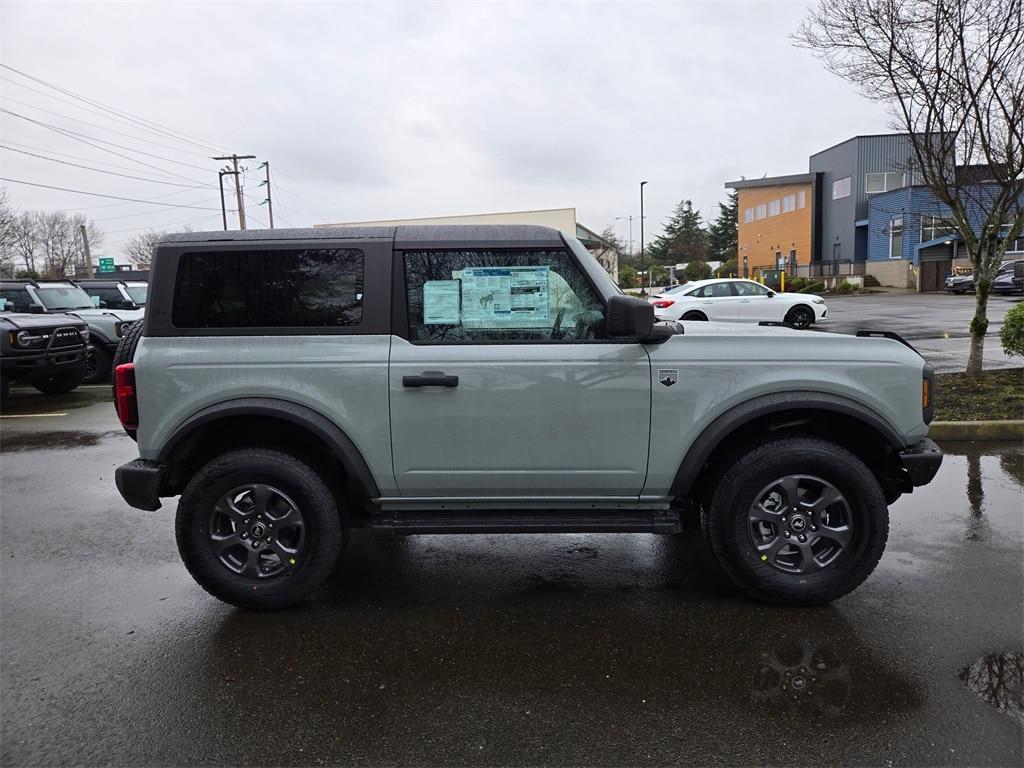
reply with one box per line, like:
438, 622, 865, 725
999, 302, 1024, 357
683, 260, 712, 281
934, 368, 1024, 422
782, 277, 825, 294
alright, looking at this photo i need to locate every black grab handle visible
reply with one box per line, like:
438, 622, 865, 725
402, 371, 459, 388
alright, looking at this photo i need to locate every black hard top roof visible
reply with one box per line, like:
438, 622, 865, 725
157, 224, 568, 250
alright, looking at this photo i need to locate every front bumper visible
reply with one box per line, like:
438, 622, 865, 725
1, 345, 87, 380
897, 438, 943, 486
116, 459, 166, 511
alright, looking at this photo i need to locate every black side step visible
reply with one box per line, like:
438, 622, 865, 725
368, 509, 682, 535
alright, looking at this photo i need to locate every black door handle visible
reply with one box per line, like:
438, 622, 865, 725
402, 371, 459, 388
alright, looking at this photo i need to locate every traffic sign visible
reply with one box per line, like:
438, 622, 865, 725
98, 258, 115, 273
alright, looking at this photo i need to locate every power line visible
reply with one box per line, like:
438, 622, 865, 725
0, 138, 203, 182
104, 212, 224, 235
1, 108, 209, 185
92, 198, 224, 221
1, 94, 221, 159
80, 187, 221, 213
0, 64, 224, 153
0, 145, 211, 188
0, 176, 223, 209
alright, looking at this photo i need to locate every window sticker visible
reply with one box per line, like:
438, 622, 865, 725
423, 280, 461, 324
454, 266, 550, 328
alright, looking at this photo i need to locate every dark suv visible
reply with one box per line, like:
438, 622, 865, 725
72, 279, 148, 310
0, 307, 90, 402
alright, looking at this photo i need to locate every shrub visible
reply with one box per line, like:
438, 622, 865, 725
716, 259, 738, 278
684, 260, 712, 281
787, 276, 809, 292
1000, 302, 1024, 357
801, 280, 826, 294
831, 280, 862, 295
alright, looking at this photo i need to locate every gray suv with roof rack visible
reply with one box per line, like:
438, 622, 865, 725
112, 225, 942, 610
0, 279, 143, 383
72, 278, 148, 310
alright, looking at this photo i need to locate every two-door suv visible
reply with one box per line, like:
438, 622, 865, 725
114, 226, 941, 609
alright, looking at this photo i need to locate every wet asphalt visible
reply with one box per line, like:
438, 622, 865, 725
1, 387, 1022, 767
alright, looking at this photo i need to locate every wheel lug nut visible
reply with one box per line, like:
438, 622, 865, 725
782, 516, 788, 523
784, 530, 791, 538
798, 534, 807, 542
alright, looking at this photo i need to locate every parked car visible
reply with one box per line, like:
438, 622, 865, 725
649, 278, 827, 329
72, 278, 148, 310
945, 273, 974, 293
946, 261, 1020, 294
113, 226, 940, 610
991, 259, 1024, 295
0, 303, 90, 402
0, 279, 143, 383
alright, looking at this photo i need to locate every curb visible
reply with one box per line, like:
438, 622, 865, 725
929, 420, 1024, 441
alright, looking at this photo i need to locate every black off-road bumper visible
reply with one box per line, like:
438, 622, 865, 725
1, 346, 87, 382
898, 438, 943, 486
116, 459, 166, 511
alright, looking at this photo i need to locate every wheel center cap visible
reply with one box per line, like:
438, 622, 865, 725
790, 515, 807, 532
249, 522, 267, 539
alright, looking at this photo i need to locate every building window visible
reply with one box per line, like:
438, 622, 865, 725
798, 190, 806, 209
755, 203, 767, 220
890, 215, 904, 259
782, 194, 796, 213
789, 249, 797, 270
768, 199, 781, 217
832, 176, 851, 199
921, 214, 956, 243
866, 172, 904, 194
775, 250, 783, 268
744, 207, 754, 224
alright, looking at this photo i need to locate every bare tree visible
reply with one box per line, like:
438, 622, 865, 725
11, 211, 41, 276
795, 0, 1024, 375
0, 189, 17, 277
121, 230, 165, 269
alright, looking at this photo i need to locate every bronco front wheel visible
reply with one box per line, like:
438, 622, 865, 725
175, 448, 344, 609
702, 436, 888, 605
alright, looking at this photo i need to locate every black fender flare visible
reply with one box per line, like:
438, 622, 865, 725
157, 397, 380, 498
669, 391, 905, 497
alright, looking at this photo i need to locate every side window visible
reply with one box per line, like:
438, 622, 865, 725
734, 281, 769, 297
0, 288, 33, 313
172, 248, 364, 328
705, 282, 734, 298
404, 249, 605, 342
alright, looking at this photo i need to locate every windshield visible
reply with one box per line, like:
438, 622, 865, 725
33, 285, 95, 310
125, 284, 148, 305
663, 284, 695, 296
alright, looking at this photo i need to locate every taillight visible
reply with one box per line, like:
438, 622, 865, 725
652, 300, 675, 309
114, 363, 138, 430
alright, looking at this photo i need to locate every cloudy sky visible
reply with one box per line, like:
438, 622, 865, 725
1, 0, 892, 258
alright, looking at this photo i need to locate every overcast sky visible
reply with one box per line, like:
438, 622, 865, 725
1, 0, 893, 258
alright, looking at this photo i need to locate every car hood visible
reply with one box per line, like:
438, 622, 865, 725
776, 291, 824, 301
65, 307, 144, 322
0, 312, 87, 331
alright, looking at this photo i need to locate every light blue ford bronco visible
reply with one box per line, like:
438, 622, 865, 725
113, 226, 941, 609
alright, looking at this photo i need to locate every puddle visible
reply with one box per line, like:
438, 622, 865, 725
959, 651, 1024, 724
0, 430, 121, 452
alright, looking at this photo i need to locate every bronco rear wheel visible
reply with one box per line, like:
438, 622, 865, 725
176, 448, 344, 609
702, 436, 888, 605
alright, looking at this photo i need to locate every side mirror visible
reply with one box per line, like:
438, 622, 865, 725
606, 295, 654, 339
767, 290, 776, 297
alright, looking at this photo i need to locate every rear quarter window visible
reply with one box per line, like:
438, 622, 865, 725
171, 248, 364, 328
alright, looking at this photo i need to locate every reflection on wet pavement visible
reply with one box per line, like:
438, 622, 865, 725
960, 652, 1024, 725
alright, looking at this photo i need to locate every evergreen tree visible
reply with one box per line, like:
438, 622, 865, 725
646, 199, 708, 265
707, 190, 739, 263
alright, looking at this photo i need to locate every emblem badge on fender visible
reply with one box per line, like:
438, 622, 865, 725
658, 369, 678, 387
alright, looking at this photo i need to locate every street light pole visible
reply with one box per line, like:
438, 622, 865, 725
640, 181, 648, 295
615, 215, 635, 257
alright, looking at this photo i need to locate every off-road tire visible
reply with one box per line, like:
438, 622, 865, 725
111, 320, 144, 433
83, 344, 112, 385
784, 305, 815, 329
176, 448, 345, 610
682, 311, 708, 321
702, 436, 888, 606
31, 369, 85, 395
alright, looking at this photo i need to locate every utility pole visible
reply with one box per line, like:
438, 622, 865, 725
212, 154, 256, 229
258, 161, 274, 229
218, 170, 237, 231
640, 181, 648, 295
79, 223, 93, 278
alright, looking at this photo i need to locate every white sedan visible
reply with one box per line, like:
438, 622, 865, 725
649, 278, 827, 329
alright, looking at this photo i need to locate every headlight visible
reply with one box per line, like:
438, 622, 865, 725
78, 327, 90, 343
114, 321, 124, 337
812, 298, 825, 305
16, 330, 32, 346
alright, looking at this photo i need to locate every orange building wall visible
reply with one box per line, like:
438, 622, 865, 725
736, 182, 814, 271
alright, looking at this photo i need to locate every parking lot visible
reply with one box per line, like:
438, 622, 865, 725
819, 292, 1021, 372
1, 381, 1022, 766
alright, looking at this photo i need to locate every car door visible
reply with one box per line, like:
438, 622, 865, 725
735, 280, 781, 322
389, 246, 652, 499
693, 281, 740, 321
